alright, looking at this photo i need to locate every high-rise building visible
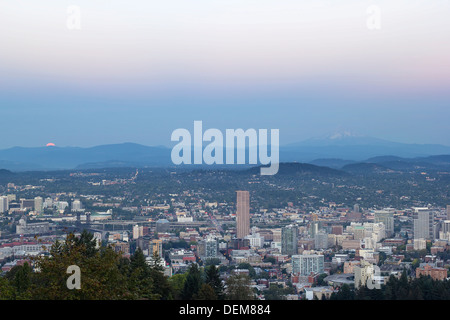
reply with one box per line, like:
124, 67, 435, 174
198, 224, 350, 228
309, 221, 321, 237
331, 225, 343, 235
198, 238, 218, 260
271, 228, 282, 242
156, 219, 170, 233
413, 208, 434, 240
55, 201, 69, 212
236, 191, 250, 239
440, 220, 450, 241
245, 233, 265, 248
71, 199, 83, 212
0, 196, 9, 214
133, 225, 144, 239
447, 205, 450, 220
152, 239, 163, 258
374, 209, 395, 237
281, 225, 298, 255
292, 254, 324, 276
20, 199, 35, 210
363, 222, 386, 243
34, 197, 43, 214
314, 231, 329, 250
43, 197, 53, 209
353, 225, 365, 241
354, 260, 384, 289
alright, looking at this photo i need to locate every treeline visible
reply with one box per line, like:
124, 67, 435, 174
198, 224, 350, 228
0, 231, 253, 300
330, 271, 450, 300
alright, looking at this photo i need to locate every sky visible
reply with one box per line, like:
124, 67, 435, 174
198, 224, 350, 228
0, 0, 449, 149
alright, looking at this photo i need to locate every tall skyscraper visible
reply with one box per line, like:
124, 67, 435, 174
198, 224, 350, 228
34, 197, 43, 214
0, 196, 8, 214
314, 231, 329, 250
236, 191, 250, 239
309, 221, 321, 238
133, 224, 143, 239
281, 225, 298, 255
447, 205, 450, 220
413, 208, 434, 240
374, 209, 395, 237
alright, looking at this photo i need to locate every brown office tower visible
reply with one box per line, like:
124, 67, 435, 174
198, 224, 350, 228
331, 225, 343, 235
236, 191, 250, 239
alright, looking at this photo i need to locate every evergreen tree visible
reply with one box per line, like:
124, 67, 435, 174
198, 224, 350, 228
31, 232, 130, 299
169, 273, 187, 300
181, 264, 203, 300
74, 230, 98, 257
8, 263, 32, 299
148, 251, 172, 300
0, 276, 15, 300
205, 265, 224, 300
128, 248, 156, 299
330, 284, 354, 300
195, 284, 217, 300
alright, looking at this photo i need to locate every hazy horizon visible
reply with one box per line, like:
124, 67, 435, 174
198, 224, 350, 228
2, 129, 450, 150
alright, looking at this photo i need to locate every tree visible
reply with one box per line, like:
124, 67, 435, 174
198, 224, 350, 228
31, 232, 130, 300
263, 256, 276, 264
169, 273, 187, 300
205, 265, 224, 300
377, 252, 387, 266
330, 284, 354, 300
181, 264, 202, 300
204, 258, 221, 267
264, 284, 288, 300
128, 248, 156, 299
237, 263, 256, 279
0, 276, 15, 300
148, 251, 172, 300
7, 263, 32, 299
316, 273, 328, 286
74, 229, 98, 257
195, 284, 217, 300
225, 274, 254, 300
412, 258, 420, 270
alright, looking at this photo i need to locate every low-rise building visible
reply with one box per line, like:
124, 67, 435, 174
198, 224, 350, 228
416, 264, 447, 281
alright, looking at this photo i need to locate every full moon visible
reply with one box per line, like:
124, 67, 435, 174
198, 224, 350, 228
46, 143, 56, 147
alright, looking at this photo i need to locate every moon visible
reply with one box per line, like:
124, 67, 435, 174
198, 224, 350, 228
46, 143, 56, 147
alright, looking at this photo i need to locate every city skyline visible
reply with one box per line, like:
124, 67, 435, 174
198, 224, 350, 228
1, 155, 450, 302
2, 0, 450, 307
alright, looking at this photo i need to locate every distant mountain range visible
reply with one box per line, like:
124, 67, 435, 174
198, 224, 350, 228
281, 131, 450, 162
0, 143, 171, 171
0, 132, 449, 172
